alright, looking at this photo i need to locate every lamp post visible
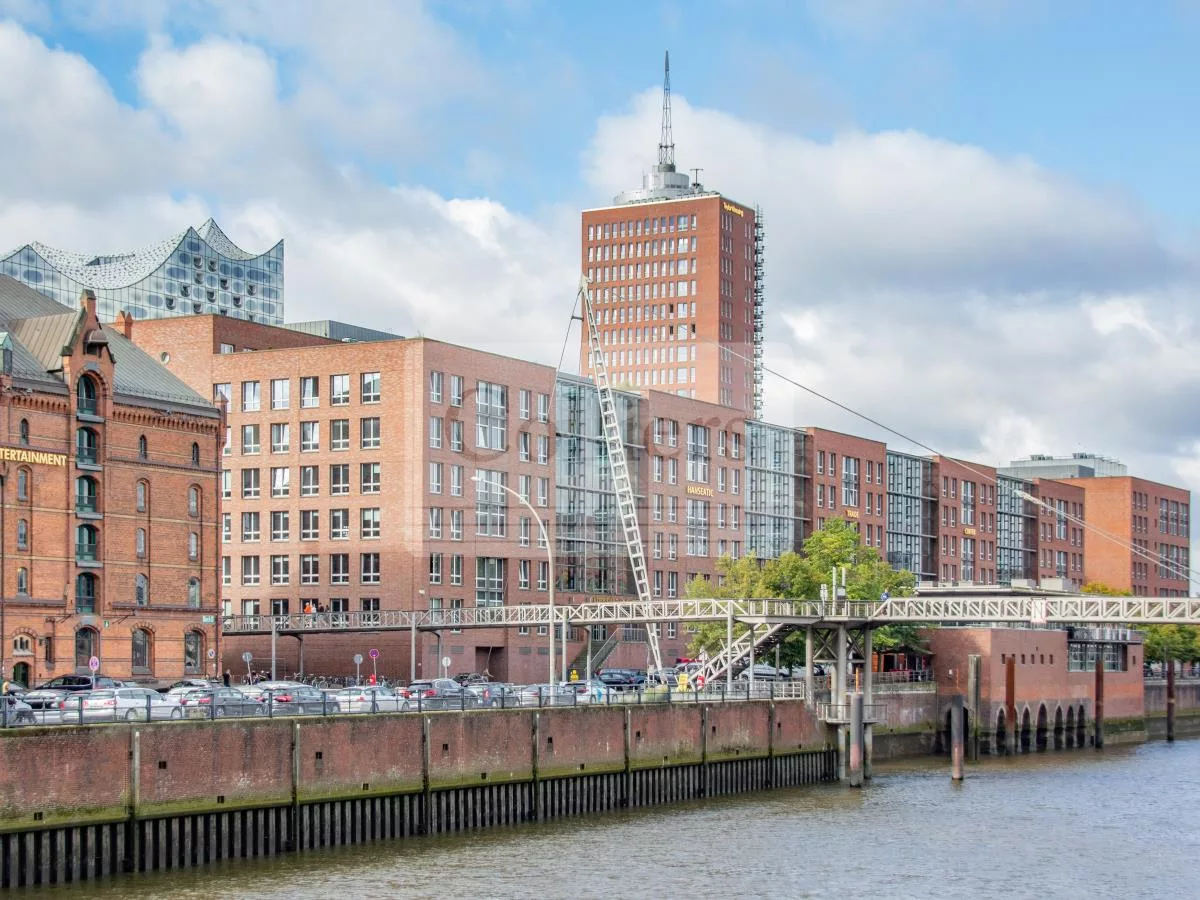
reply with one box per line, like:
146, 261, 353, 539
471, 474, 556, 686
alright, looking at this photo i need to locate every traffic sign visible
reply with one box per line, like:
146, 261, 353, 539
207, 648, 216, 659
353, 653, 364, 666
368, 648, 380, 660
241, 651, 253, 664
87, 656, 99, 673
441, 656, 451, 669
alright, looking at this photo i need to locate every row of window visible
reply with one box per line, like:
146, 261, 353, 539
225, 418, 380, 455
226, 464, 380, 499
221, 373, 381, 412
587, 214, 697, 242
225, 553, 381, 586
70, 572, 201, 612
230, 598, 380, 617
40, 627, 208, 674
223, 508, 381, 542
427, 373, 550, 423
586, 234, 697, 261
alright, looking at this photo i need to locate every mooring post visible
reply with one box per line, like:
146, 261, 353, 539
967, 654, 981, 762
848, 691, 864, 788
1094, 657, 1105, 750
289, 721, 301, 851
862, 627, 874, 780
804, 625, 815, 709
1005, 655, 1017, 756
125, 729, 141, 873
1166, 660, 1176, 743
950, 694, 965, 782
836, 624, 848, 781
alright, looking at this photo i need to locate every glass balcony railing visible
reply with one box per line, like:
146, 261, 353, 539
76, 542, 99, 562
75, 495, 98, 514
77, 399, 98, 416
75, 597, 96, 613
77, 447, 99, 465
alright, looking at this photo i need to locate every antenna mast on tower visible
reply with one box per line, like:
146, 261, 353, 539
657, 51, 675, 171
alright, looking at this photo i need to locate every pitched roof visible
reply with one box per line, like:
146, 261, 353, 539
0, 275, 218, 416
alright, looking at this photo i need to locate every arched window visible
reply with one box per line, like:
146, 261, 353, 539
136, 480, 148, 513
16, 467, 29, 501
138, 435, 148, 459
76, 524, 99, 561
76, 475, 98, 513
188, 486, 200, 517
183, 631, 203, 674
188, 532, 199, 560
12, 636, 32, 656
76, 427, 99, 465
15, 568, 28, 595
74, 627, 98, 669
191, 442, 200, 467
75, 573, 97, 613
18, 419, 29, 446
187, 576, 201, 608
135, 573, 148, 606
76, 375, 98, 415
16, 519, 27, 550
131, 629, 151, 671
135, 527, 146, 558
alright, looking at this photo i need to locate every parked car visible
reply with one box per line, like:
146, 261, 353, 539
0, 695, 35, 726
597, 669, 643, 690
162, 679, 220, 698
464, 682, 521, 708
262, 684, 330, 715
24, 675, 119, 717
56, 688, 184, 723
404, 679, 475, 710
179, 688, 266, 719
518, 684, 578, 707
331, 686, 411, 714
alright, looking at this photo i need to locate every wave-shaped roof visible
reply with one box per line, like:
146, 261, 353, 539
1, 218, 280, 290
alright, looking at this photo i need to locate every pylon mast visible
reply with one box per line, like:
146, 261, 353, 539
657, 51, 675, 170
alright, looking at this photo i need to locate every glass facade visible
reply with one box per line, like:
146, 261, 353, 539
745, 421, 801, 559
554, 376, 641, 596
1, 219, 283, 324
997, 475, 1037, 585
886, 451, 937, 580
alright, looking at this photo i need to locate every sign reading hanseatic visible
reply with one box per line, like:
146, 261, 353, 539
0, 446, 67, 466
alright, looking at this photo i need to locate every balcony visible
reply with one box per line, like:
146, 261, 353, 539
75, 596, 96, 614
76, 542, 100, 563
76, 448, 99, 468
75, 494, 98, 515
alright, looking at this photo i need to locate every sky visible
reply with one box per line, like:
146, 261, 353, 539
2, 0, 1200, 580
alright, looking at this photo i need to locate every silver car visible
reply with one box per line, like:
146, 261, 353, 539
57, 688, 183, 723
332, 686, 412, 714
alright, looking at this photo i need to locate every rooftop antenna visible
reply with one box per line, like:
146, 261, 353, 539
657, 50, 675, 171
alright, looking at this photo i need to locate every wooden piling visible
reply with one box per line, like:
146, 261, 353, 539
1166, 660, 1176, 743
950, 694, 965, 782
1094, 657, 1105, 750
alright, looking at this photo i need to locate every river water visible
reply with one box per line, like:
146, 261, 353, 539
32, 740, 1199, 899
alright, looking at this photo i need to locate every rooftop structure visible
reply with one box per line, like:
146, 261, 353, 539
284, 320, 402, 343
1002, 453, 1129, 480
1, 219, 283, 326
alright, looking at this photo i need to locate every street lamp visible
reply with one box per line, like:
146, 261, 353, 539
471, 474, 556, 685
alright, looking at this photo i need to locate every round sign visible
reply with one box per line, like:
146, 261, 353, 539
241, 651, 253, 664
368, 648, 380, 660
88, 656, 100, 673
353, 653, 364, 665
441, 656, 451, 669
207, 648, 216, 659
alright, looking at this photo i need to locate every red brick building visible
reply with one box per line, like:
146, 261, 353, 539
1030, 478, 1087, 589
0, 276, 222, 687
932, 457, 999, 585
804, 428, 888, 549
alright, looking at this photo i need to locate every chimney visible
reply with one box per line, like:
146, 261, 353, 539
80, 289, 97, 318
116, 310, 134, 338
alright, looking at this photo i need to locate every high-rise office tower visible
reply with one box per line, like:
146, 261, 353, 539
580, 53, 765, 416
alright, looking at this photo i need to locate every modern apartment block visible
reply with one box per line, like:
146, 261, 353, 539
1, 219, 283, 325
579, 55, 764, 416
0, 277, 222, 687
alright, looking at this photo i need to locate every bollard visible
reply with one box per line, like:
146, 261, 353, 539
1094, 657, 1105, 750
848, 692, 864, 788
1166, 661, 1176, 743
1005, 655, 1017, 756
950, 694, 965, 782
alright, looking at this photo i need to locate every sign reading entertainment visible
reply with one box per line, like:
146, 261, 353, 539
0, 446, 67, 466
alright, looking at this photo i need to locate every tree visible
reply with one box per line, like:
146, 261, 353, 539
685, 518, 918, 667
1081, 582, 1198, 663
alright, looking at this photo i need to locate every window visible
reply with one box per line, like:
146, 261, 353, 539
330, 463, 350, 496
223, 426, 231, 456
222, 513, 231, 543
430, 371, 444, 403
361, 417, 381, 449
537, 393, 550, 423
450, 509, 463, 541
300, 510, 320, 540
16, 519, 28, 550
330, 553, 350, 584
241, 424, 260, 454
74, 627, 97, 668
300, 421, 320, 452
76, 427, 98, 465
188, 531, 199, 560
519, 389, 531, 420
450, 554, 463, 586
270, 510, 290, 541
76, 375, 98, 415
537, 435, 549, 465
132, 629, 151, 671
429, 552, 444, 584
428, 507, 443, 538
271, 378, 290, 410
18, 419, 28, 446
475, 469, 507, 536
242, 381, 260, 412
241, 556, 260, 585
241, 468, 260, 499
361, 553, 380, 584
429, 462, 443, 494
270, 423, 290, 453
476, 382, 508, 450
300, 466, 319, 496
329, 418, 349, 451
135, 526, 147, 558
519, 431, 531, 462
450, 420, 464, 452
537, 476, 549, 507
137, 435, 148, 459
16, 567, 27, 595
476, 557, 505, 606
450, 464, 464, 497
361, 372, 381, 403
450, 375, 464, 407
271, 555, 290, 585
300, 555, 320, 584
687, 424, 710, 483
429, 417, 443, 449
220, 469, 232, 500
184, 632, 203, 675
300, 376, 319, 408
271, 467, 290, 497
361, 462, 381, 494
361, 507, 380, 539
135, 573, 148, 606
519, 559, 530, 590
537, 561, 549, 591
330, 508, 350, 540
136, 481, 149, 512
331, 374, 350, 406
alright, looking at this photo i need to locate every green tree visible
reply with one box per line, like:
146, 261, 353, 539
1081, 582, 1198, 663
685, 518, 918, 667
